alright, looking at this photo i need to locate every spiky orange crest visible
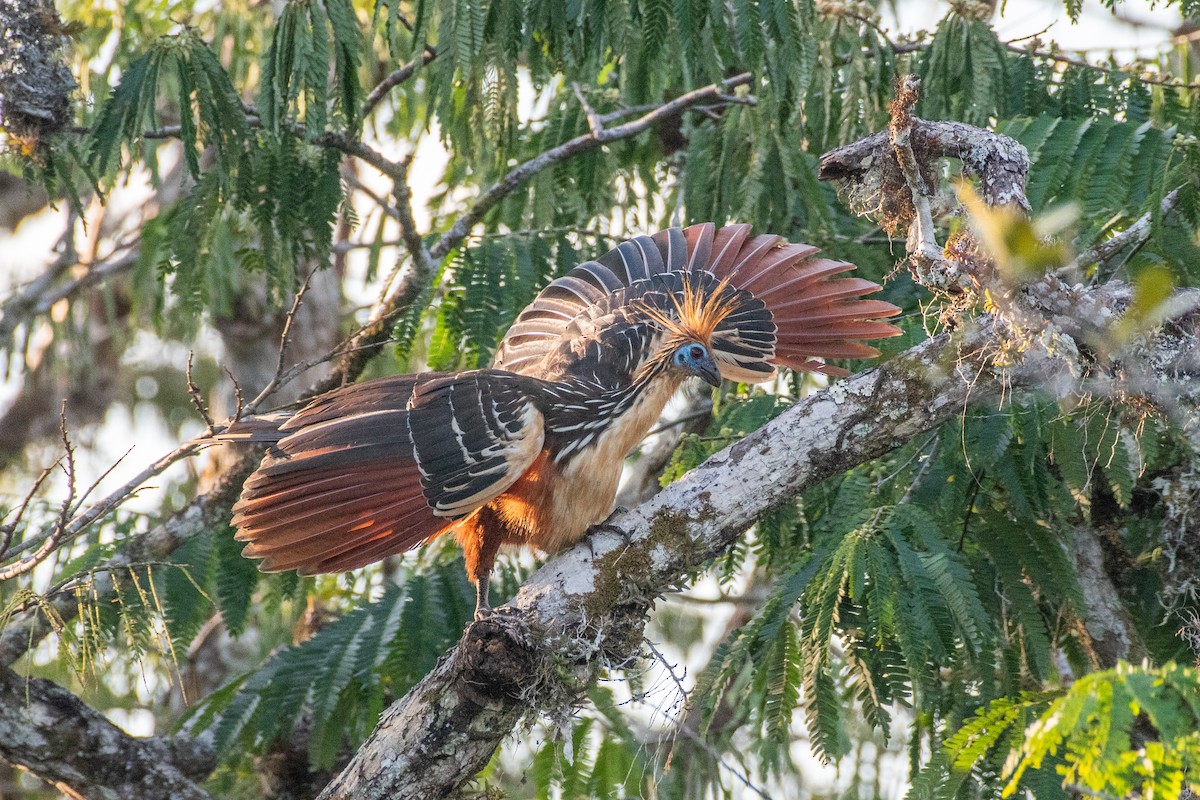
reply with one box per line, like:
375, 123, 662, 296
637, 273, 741, 347
634, 273, 744, 381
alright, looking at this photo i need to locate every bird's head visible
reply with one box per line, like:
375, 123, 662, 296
636, 272, 758, 388
669, 341, 722, 387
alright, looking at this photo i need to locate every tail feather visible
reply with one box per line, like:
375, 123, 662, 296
311, 515, 454, 574
777, 341, 882, 359
707, 224, 753, 273
790, 299, 905, 327
682, 223, 714, 271
742, 259, 854, 298
763, 278, 885, 310
776, 320, 906, 342
248, 503, 445, 571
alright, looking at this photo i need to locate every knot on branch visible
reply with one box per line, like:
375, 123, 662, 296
458, 613, 540, 704
0, 0, 77, 146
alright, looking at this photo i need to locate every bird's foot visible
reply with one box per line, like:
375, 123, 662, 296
595, 505, 630, 536
586, 507, 632, 556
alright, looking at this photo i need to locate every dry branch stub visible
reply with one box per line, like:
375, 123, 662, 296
819, 75, 1031, 296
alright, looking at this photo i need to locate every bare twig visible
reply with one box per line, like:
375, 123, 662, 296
0, 404, 75, 580
0, 462, 57, 560
596, 103, 658, 124
645, 640, 690, 706
227, 367, 246, 420
361, 47, 439, 118
644, 408, 714, 438
1006, 43, 1200, 89
1004, 23, 1055, 45
343, 171, 403, 222
890, 82, 975, 294
572, 82, 604, 137
647, 707, 774, 800
242, 266, 320, 417
185, 352, 215, 430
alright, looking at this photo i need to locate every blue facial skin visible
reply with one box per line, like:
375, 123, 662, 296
673, 343, 722, 387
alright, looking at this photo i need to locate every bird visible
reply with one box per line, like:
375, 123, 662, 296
224, 223, 902, 619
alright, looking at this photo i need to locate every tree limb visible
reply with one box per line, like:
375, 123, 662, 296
0, 667, 216, 800
361, 47, 438, 118
1074, 187, 1184, 275
427, 72, 752, 263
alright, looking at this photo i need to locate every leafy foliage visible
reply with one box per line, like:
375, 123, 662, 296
915, 663, 1200, 800
183, 554, 475, 770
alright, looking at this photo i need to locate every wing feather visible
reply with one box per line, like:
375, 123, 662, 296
231, 371, 546, 575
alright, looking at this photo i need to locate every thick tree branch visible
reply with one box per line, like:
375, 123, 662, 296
1073, 526, 1147, 668
0, 250, 137, 344
0, 667, 215, 800
820, 76, 1030, 295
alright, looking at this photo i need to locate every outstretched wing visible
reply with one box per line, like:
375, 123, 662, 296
493, 223, 901, 382
228, 371, 545, 575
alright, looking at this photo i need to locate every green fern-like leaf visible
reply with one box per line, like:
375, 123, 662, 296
214, 524, 259, 637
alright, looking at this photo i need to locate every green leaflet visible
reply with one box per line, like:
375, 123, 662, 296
920, 664, 1200, 800
183, 561, 474, 770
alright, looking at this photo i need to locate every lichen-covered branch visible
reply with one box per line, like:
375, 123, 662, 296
0, 0, 76, 142
315, 327, 1000, 799
1073, 525, 1147, 669
0, 667, 216, 799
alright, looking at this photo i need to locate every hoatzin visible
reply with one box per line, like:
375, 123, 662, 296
226, 223, 901, 618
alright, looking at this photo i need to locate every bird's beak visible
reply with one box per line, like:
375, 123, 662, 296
697, 354, 722, 387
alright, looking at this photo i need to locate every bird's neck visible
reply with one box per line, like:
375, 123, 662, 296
540, 366, 682, 464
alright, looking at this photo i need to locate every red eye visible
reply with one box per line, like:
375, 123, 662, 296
690, 345, 704, 359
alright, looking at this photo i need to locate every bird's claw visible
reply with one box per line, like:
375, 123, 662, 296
586, 507, 632, 557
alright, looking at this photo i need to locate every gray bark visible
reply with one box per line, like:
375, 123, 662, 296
0, 667, 215, 800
